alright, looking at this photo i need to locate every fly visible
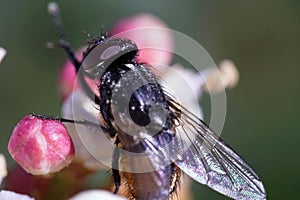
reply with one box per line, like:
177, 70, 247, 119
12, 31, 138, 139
46, 2, 266, 200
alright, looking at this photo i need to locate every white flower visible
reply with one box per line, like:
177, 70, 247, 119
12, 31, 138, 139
202, 59, 239, 93
69, 190, 126, 200
157, 63, 205, 119
0, 47, 7, 63
0, 190, 34, 200
0, 154, 7, 185
158, 59, 239, 119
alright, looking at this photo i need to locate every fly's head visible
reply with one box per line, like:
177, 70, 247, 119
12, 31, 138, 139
81, 38, 138, 78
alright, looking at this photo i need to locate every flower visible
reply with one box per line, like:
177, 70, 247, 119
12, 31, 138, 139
8, 115, 75, 175
0, 47, 6, 63
0, 154, 7, 185
57, 48, 100, 101
202, 59, 239, 93
0, 190, 34, 200
110, 13, 174, 67
58, 50, 82, 101
69, 190, 126, 200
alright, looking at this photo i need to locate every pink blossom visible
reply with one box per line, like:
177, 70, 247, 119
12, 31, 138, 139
110, 13, 174, 67
58, 49, 100, 101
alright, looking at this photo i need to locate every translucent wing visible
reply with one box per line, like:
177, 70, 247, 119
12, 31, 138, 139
167, 98, 266, 200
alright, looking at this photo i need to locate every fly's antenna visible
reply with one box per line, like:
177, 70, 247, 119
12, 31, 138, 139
47, 2, 80, 71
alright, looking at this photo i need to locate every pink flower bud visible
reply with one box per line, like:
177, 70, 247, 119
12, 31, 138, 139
58, 49, 100, 101
58, 50, 83, 101
8, 115, 75, 175
110, 14, 174, 67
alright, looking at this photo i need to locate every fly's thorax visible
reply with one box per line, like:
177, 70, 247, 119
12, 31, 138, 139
99, 63, 171, 141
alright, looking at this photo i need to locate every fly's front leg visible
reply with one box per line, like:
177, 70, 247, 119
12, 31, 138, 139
47, 2, 100, 104
47, 2, 81, 70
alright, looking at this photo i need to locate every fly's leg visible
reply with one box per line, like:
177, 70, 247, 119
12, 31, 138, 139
112, 138, 121, 194
47, 2, 100, 104
30, 113, 114, 135
47, 2, 80, 70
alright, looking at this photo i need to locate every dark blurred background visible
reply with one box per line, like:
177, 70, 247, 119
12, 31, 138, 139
0, 0, 299, 199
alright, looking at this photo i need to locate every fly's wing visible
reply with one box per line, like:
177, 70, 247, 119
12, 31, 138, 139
167, 98, 266, 200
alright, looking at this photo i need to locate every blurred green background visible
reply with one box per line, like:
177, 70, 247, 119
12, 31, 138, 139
0, 0, 299, 199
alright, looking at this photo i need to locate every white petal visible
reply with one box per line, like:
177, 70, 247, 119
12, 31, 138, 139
202, 59, 239, 93
69, 190, 126, 200
0, 154, 7, 185
159, 64, 204, 119
0, 47, 7, 63
0, 190, 34, 200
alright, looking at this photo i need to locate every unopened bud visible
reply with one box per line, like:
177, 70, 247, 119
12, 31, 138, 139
8, 115, 75, 175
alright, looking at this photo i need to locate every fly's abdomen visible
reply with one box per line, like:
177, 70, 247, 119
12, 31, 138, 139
122, 166, 173, 200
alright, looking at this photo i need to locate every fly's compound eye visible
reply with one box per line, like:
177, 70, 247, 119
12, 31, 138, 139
81, 38, 138, 76
100, 45, 122, 60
